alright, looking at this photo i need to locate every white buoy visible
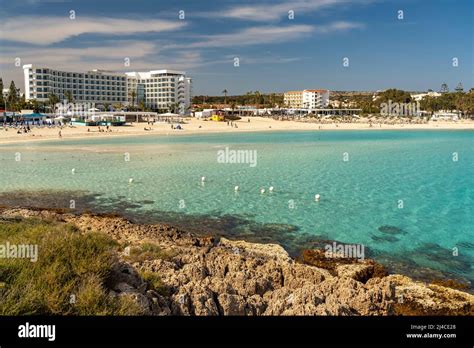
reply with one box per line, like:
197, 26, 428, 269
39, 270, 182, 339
315, 194, 321, 201
71, 168, 75, 174
269, 186, 274, 192
201, 176, 206, 182
260, 188, 265, 194
129, 178, 134, 184
234, 186, 239, 192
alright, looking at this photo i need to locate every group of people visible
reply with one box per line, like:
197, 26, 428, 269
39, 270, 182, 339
16, 125, 32, 134
87, 126, 112, 133
226, 121, 238, 128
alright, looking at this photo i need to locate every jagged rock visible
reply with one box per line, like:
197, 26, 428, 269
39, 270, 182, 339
389, 275, 474, 315
1, 207, 473, 316
107, 262, 147, 294
217, 293, 247, 315
218, 237, 291, 262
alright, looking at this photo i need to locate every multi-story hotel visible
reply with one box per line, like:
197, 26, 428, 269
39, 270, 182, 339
23, 65, 128, 104
125, 70, 192, 112
284, 89, 330, 109
23, 65, 192, 114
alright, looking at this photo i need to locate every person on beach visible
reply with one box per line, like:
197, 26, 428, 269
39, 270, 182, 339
58, 130, 62, 138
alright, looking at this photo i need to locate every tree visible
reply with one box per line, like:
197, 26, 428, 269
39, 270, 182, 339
65, 90, 74, 103
440, 83, 449, 93
420, 96, 440, 115
230, 101, 236, 113
222, 89, 228, 105
454, 92, 474, 117
245, 91, 253, 106
7, 81, 19, 110
350, 94, 379, 114
129, 90, 137, 109
254, 91, 261, 109
48, 93, 60, 111
377, 89, 411, 104
0, 78, 4, 108
29, 99, 40, 113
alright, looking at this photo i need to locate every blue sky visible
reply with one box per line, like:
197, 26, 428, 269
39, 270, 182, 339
0, 0, 472, 95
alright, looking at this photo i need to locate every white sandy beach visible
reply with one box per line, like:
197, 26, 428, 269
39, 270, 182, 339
1, 117, 473, 144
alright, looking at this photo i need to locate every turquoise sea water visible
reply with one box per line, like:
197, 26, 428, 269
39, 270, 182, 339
1, 130, 473, 286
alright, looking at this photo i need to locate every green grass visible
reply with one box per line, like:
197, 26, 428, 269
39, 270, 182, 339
124, 242, 175, 263
139, 270, 169, 297
0, 218, 144, 315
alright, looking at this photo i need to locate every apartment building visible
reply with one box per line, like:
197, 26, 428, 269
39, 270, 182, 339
284, 89, 330, 109
284, 91, 303, 108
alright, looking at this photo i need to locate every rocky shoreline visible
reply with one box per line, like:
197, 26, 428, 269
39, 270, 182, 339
1, 207, 473, 316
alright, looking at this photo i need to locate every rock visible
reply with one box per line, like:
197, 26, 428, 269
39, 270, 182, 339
218, 237, 291, 262
389, 275, 474, 315
2, 207, 473, 316
107, 262, 147, 294
217, 293, 247, 315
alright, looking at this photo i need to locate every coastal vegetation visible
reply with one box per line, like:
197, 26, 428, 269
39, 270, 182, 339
192, 90, 284, 109
1, 74, 473, 117
0, 209, 472, 316
0, 217, 143, 315
191, 87, 474, 118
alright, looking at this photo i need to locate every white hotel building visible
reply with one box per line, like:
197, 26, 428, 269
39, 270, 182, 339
125, 70, 192, 112
284, 89, 330, 109
23, 65, 192, 113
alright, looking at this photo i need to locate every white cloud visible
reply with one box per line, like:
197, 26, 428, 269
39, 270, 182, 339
0, 16, 186, 45
175, 21, 362, 49
187, 25, 314, 48
0, 41, 157, 67
202, 0, 373, 22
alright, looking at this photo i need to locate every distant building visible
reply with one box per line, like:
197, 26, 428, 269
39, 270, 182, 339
23, 65, 193, 114
23, 64, 128, 104
411, 91, 442, 102
125, 70, 192, 114
284, 89, 329, 109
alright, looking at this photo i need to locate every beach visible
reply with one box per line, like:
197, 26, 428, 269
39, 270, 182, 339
1, 117, 474, 144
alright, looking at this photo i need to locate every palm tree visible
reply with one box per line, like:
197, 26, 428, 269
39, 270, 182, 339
48, 93, 60, 112
222, 89, 228, 105
245, 91, 253, 105
254, 90, 261, 112
129, 90, 137, 110
65, 90, 74, 103
168, 102, 179, 113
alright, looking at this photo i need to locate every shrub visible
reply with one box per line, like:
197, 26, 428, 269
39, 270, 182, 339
0, 218, 143, 315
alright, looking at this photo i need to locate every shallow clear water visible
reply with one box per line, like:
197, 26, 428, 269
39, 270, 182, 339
1, 130, 473, 285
